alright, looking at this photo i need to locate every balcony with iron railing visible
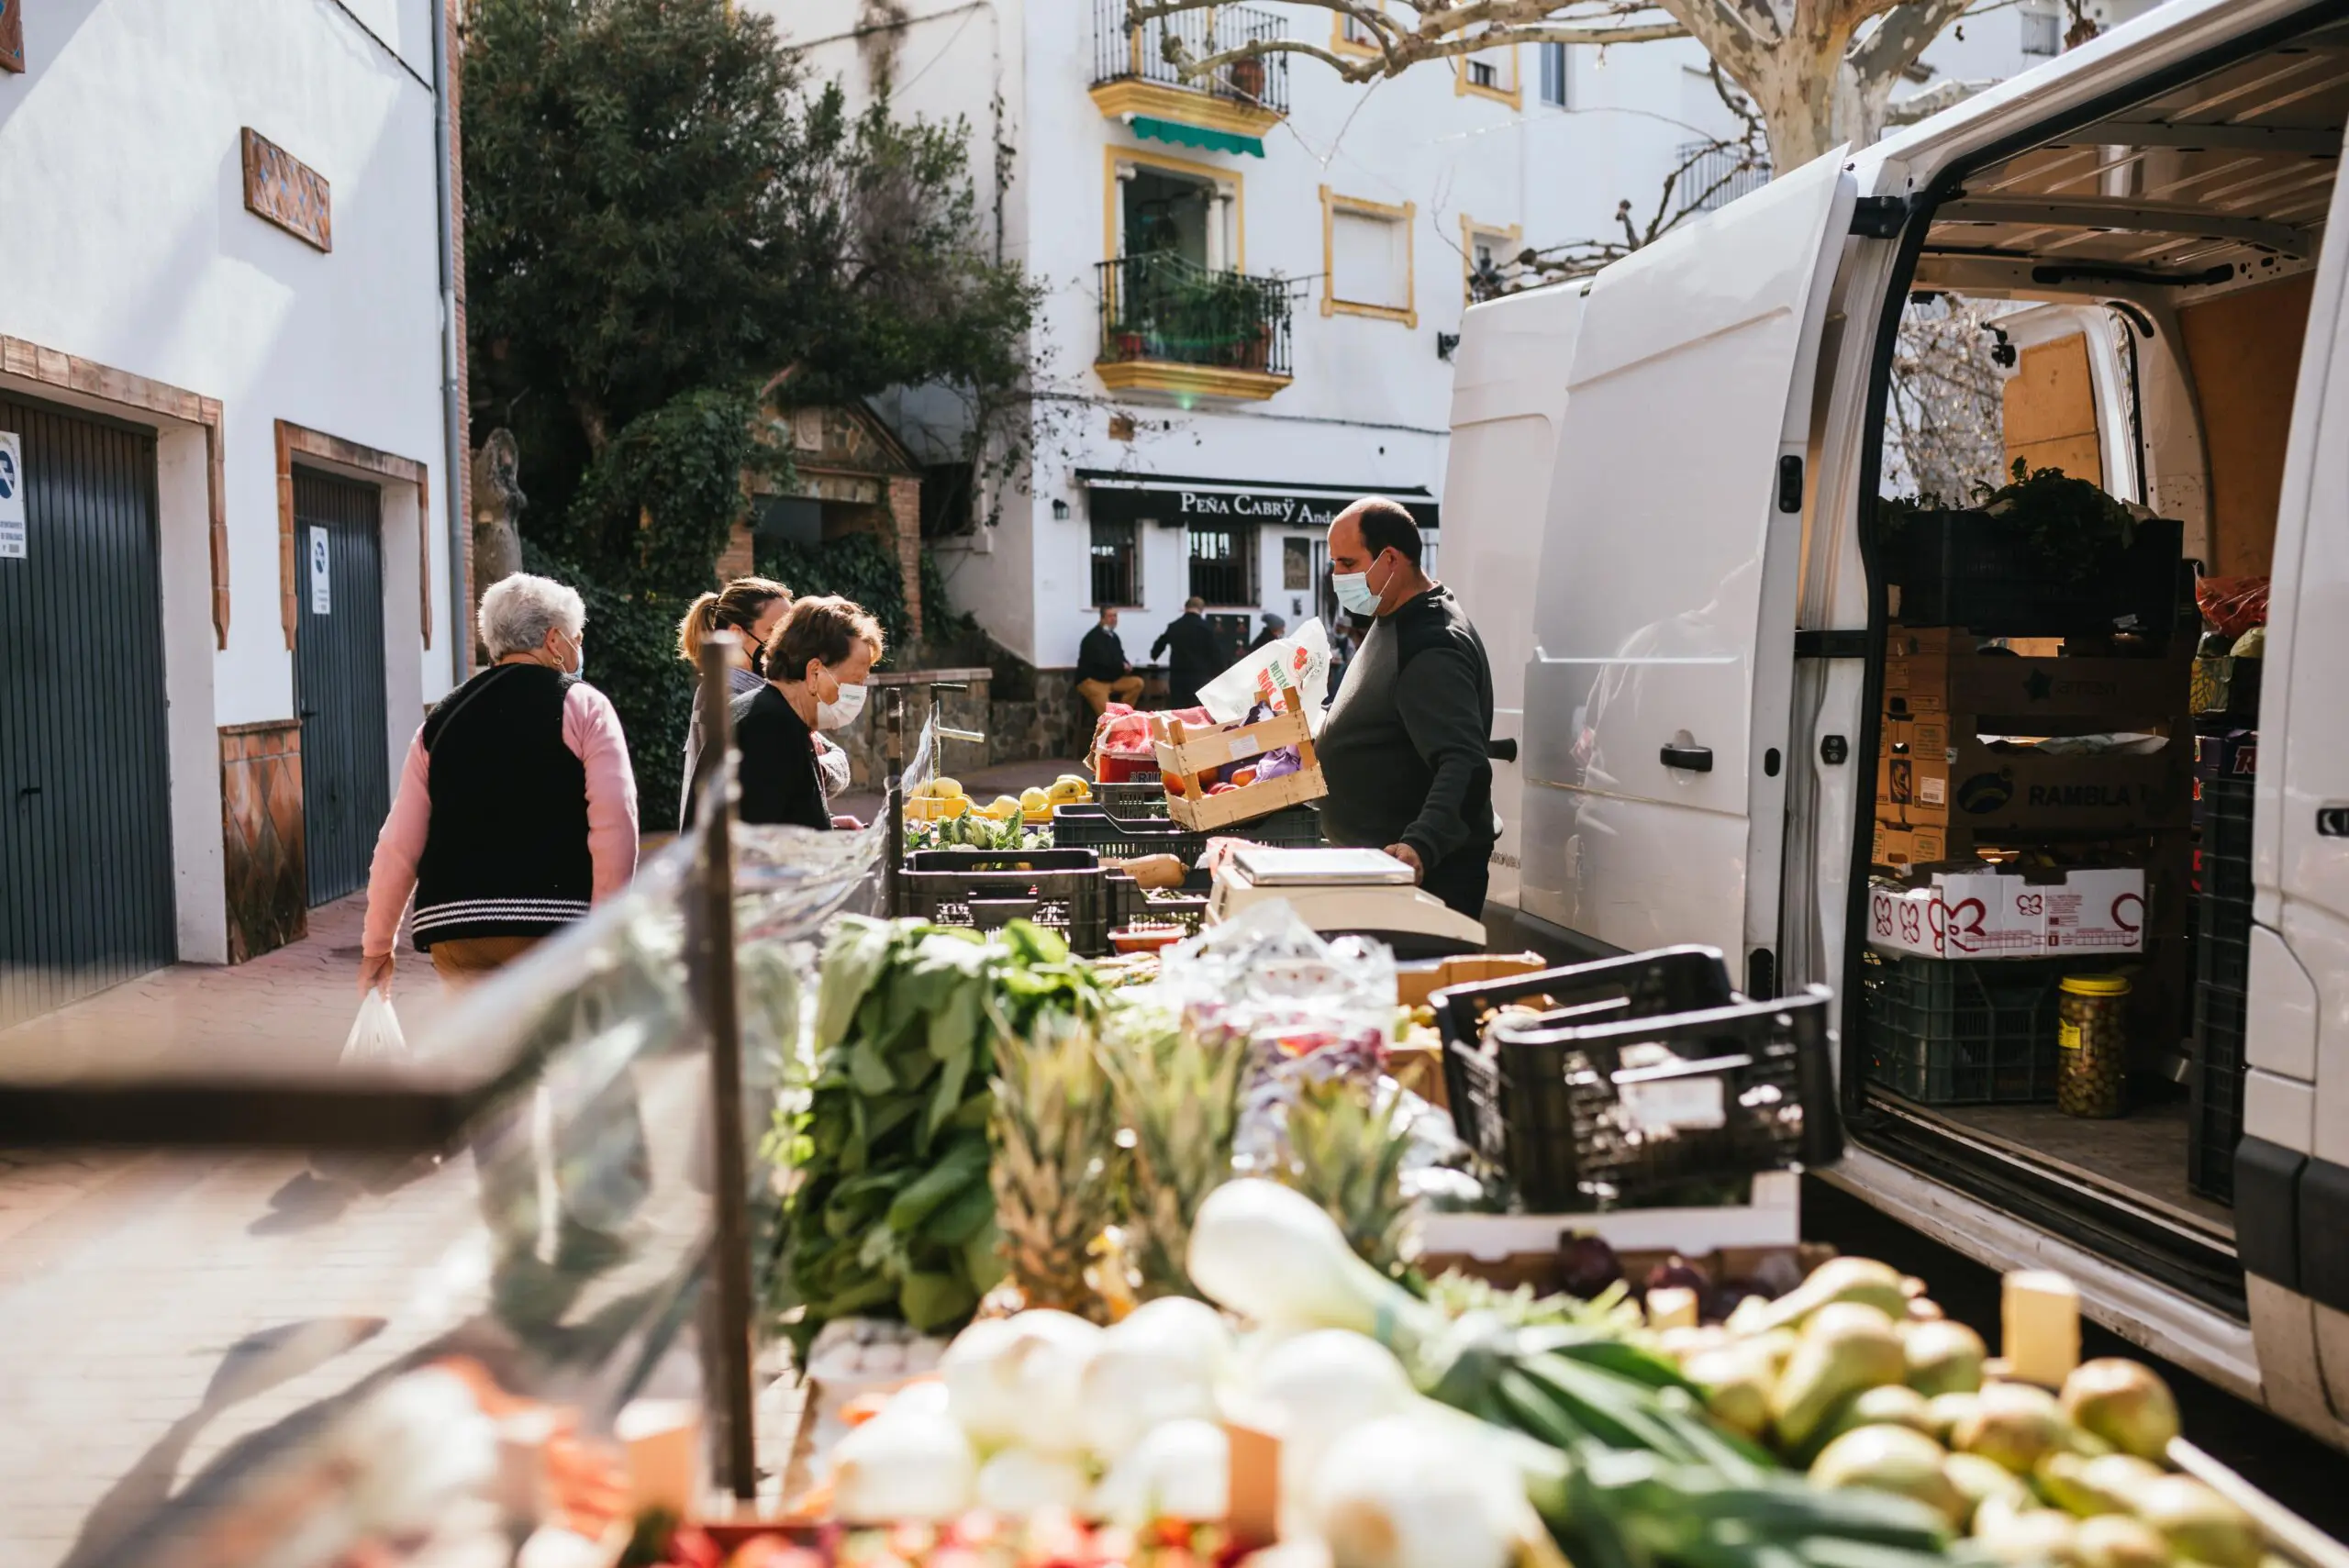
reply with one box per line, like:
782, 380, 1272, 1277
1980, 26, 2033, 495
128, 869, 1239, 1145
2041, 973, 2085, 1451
1095, 251, 1295, 401
1091, 0, 1289, 143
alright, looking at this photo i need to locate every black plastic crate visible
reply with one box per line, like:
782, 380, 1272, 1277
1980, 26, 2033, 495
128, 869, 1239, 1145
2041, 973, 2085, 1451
1431, 948, 1739, 1208
2188, 981, 2250, 1204
1469, 987, 1843, 1211
1094, 781, 1171, 816
896, 848, 1109, 954
1108, 872, 1209, 936
2200, 777, 2255, 904
1879, 513, 2185, 639
1053, 805, 1209, 863
1861, 951, 2068, 1105
2195, 921, 2250, 994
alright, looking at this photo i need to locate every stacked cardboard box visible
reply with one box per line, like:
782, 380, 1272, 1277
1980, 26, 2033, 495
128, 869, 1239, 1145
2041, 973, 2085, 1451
1867, 867, 2147, 960
1873, 627, 2194, 868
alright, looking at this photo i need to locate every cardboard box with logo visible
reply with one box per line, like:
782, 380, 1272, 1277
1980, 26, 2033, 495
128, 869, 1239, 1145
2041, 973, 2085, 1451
1883, 631, 2189, 723
1866, 867, 2147, 960
1876, 735, 2189, 836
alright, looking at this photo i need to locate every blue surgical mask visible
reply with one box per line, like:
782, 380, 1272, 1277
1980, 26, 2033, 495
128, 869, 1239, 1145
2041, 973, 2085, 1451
1333, 570, 1381, 617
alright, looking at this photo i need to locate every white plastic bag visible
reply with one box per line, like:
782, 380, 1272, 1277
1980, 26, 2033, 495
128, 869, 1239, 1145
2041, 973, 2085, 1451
1197, 617, 1332, 728
341, 990, 408, 1065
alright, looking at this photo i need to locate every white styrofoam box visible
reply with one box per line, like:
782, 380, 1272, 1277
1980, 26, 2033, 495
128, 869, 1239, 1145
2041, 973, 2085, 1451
1867, 869, 2145, 960
1418, 1171, 1800, 1261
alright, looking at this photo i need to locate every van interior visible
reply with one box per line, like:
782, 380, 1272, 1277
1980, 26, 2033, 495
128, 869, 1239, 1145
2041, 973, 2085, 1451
1848, 15, 2347, 1314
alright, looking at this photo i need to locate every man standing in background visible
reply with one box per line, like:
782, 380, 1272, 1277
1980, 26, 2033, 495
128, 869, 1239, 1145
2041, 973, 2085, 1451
1075, 607, 1144, 717
1315, 499, 1497, 919
1248, 612, 1287, 652
1152, 595, 1221, 708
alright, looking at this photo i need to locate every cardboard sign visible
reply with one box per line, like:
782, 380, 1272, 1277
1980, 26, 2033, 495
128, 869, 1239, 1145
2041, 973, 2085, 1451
307, 525, 331, 614
0, 431, 23, 559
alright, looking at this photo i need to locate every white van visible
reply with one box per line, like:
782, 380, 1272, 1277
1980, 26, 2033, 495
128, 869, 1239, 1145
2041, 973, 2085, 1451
1459, 0, 2349, 1446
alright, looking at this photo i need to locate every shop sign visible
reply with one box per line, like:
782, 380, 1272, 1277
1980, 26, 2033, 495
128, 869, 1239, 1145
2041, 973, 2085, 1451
308, 526, 331, 614
1082, 473, 1438, 533
242, 128, 334, 252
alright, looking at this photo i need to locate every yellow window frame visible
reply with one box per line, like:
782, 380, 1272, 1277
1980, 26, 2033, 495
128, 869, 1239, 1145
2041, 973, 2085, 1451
1321, 185, 1418, 328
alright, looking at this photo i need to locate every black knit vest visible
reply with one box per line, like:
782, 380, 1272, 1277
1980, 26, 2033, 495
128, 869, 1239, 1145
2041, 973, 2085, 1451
411, 664, 594, 949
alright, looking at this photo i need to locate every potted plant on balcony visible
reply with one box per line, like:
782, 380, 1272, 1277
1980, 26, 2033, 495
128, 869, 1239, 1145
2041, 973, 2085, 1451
1227, 52, 1265, 102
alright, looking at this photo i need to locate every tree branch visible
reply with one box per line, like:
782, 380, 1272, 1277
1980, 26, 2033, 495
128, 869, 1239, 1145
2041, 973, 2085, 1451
1851, 0, 1975, 83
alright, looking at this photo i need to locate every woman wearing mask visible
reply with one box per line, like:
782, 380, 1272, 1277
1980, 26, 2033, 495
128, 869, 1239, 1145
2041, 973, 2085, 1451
690, 595, 882, 831
676, 576, 854, 824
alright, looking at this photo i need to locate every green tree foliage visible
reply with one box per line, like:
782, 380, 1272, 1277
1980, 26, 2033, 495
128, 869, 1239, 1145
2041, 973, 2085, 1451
464, 0, 1037, 823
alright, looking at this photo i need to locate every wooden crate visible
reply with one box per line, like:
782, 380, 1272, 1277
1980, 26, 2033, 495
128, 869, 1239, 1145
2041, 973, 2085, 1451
1154, 687, 1327, 831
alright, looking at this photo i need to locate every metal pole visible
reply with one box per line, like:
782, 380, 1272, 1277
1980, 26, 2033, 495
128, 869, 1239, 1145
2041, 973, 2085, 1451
693, 633, 758, 1502
885, 689, 906, 915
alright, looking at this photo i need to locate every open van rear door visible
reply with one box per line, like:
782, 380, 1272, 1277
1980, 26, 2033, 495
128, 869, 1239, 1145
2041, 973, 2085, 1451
1519, 152, 1854, 978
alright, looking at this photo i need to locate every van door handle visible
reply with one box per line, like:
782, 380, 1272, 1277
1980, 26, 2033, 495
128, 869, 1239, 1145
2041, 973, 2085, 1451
1488, 738, 1519, 762
1661, 743, 1714, 773
2320, 807, 2349, 838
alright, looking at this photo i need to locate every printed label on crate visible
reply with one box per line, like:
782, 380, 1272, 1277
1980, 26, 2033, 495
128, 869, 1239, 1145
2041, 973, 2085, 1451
1620, 1075, 1727, 1134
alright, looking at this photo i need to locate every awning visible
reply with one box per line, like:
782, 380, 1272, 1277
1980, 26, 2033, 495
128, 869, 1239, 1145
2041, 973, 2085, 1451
1077, 470, 1438, 532
1130, 115, 1265, 159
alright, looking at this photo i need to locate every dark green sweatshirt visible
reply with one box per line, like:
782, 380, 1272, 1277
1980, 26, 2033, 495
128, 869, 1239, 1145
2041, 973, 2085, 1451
1315, 584, 1496, 871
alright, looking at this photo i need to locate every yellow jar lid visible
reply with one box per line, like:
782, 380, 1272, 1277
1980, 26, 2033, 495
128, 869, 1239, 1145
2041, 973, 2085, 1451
2062, 974, 2132, 996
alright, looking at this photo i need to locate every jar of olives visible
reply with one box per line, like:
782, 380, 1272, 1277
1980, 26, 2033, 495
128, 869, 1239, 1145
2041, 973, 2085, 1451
2057, 974, 2131, 1118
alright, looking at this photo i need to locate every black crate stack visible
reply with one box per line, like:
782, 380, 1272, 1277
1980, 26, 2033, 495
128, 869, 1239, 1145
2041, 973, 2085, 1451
2188, 730, 2257, 1202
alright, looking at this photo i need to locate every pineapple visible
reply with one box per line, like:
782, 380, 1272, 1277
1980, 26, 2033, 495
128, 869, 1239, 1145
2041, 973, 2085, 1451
1279, 1075, 1419, 1281
990, 1019, 1122, 1319
1100, 1018, 1245, 1301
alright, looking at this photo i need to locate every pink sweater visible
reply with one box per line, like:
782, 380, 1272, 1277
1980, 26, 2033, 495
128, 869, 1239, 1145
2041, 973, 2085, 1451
363, 681, 640, 956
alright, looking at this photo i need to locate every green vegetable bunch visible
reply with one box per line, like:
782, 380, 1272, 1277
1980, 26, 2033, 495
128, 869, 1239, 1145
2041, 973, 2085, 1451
771, 916, 1106, 1351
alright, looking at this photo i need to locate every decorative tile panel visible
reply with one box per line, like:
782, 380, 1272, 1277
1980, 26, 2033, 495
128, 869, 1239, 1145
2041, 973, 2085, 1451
240, 128, 333, 253
220, 722, 308, 962
0, 0, 22, 73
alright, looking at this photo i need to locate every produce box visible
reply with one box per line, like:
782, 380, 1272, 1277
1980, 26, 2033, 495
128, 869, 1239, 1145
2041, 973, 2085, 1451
1866, 867, 2146, 960
1877, 513, 2184, 638
1419, 1171, 1804, 1283
1875, 734, 2190, 836
1397, 951, 1548, 1007
1883, 645, 2189, 722
2190, 653, 2262, 719
1862, 949, 2067, 1105
2194, 728, 2259, 782
1152, 689, 1328, 833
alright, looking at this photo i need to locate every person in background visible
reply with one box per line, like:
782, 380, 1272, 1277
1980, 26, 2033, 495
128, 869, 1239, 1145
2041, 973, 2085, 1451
1075, 607, 1145, 717
1316, 499, 1497, 919
1324, 617, 1356, 706
698, 595, 884, 831
1152, 595, 1222, 709
1248, 612, 1287, 652
675, 576, 850, 825
360, 572, 640, 993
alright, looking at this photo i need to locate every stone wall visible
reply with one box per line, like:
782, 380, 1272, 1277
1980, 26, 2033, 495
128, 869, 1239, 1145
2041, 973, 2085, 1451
987, 667, 1088, 763
829, 667, 994, 789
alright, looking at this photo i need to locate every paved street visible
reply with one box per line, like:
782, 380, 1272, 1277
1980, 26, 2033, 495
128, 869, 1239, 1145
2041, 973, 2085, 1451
0, 901, 484, 1568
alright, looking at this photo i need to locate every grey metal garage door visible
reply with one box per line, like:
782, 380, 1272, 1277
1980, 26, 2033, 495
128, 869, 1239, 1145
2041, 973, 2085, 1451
293, 468, 390, 907
0, 395, 177, 1031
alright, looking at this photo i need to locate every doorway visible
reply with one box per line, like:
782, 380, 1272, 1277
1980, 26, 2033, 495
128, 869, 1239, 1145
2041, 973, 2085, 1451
0, 394, 177, 1028
293, 468, 390, 906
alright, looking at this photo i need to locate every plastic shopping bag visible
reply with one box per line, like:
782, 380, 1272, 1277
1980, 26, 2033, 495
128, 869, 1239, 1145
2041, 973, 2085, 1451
340, 990, 408, 1065
1197, 617, 1332, 728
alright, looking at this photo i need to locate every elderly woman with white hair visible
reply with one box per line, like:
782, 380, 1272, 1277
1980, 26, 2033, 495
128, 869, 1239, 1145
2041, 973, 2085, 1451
359, 572, 640, 992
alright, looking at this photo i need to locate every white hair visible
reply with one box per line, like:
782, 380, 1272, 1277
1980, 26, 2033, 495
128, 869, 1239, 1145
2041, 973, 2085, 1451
478, 573, 585, 661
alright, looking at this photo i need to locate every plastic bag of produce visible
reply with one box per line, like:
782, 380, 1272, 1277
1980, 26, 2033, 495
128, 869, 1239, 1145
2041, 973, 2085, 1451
2195, 574, 2269, 639
340, 990, 408, 1065
1197, 618, 1332, 728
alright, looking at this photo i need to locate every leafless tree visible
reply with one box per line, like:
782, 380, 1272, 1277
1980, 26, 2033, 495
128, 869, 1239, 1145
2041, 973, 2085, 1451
1882, 293, 2017, 503
1125, 0, 2018, 171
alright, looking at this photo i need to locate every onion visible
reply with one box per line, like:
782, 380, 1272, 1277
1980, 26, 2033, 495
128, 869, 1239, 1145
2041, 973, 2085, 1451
1090, 1418, 1230, 1525
940, 1309, 1101, 1454
1237, 1329, 1417, 1506
1305, 1416, 1533, 1568
1080, 1296, 1234, 1459
1186, 1180, 1429, 1342
975, 1448, 1092, 1515
830, 1405, 976, 1522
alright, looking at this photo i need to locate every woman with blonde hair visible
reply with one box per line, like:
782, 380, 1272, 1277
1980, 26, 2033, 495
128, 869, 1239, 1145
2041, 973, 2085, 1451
675, 576, 849, 824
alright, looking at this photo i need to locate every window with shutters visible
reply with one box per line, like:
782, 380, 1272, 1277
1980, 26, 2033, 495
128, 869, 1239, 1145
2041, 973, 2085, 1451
1322, 188, 1417, 327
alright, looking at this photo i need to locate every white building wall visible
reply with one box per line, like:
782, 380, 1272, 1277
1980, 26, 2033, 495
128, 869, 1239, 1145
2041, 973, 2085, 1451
1, 0, 458, 961
773, 0, 2032, 671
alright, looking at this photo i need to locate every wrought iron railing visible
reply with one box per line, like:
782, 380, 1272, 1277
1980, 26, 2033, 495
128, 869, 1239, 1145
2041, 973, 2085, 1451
1093, 0, 1290, 117
1097, 252, 1295, 377
1677, 139, 1772, 212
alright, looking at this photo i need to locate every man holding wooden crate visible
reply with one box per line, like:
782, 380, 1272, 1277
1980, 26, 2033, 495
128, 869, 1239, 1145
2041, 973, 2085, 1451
1318, 498, 1498, 920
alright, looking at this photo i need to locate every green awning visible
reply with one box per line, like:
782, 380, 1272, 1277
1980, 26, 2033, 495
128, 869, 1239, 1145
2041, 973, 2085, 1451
1130, 116, 1264, 159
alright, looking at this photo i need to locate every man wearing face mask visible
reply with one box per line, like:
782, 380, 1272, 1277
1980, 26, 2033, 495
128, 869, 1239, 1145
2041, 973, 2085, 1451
1317, 498, 1497, 920
700, 594, 885, 832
